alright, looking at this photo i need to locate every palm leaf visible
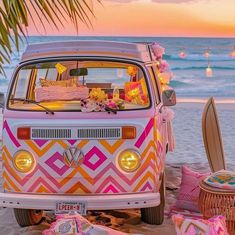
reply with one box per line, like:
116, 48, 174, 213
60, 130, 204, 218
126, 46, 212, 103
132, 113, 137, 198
0, 0, 101, 76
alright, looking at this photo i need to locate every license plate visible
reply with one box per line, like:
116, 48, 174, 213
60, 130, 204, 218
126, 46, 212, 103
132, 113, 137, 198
56, 201, 87, 215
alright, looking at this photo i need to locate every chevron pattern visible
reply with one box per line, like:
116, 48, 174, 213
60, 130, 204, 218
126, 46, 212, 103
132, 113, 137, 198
172, 214, 229, 235
2, 118, 165, 195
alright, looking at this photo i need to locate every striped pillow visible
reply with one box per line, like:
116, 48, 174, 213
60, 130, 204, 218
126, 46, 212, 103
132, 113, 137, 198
176, 166, 210, 212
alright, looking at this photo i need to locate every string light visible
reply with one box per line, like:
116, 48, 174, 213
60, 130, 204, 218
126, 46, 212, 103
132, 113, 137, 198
205, 52, 213, 77
231, 46, 235, 58
204, 48, 210, 58
179, 48, 186, 58
206, 65, 213, 77
149, 44, 235, 77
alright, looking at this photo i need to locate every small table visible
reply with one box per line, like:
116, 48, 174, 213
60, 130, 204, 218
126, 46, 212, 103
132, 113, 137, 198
199, 180, 235, 235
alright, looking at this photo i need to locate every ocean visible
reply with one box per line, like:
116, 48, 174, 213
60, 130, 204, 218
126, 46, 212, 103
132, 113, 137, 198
1, 36, 235, 165
1, 36, 235, 99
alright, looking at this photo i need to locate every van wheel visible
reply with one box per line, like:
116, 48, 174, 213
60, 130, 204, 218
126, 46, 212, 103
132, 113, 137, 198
14, 209, 43, 227
141, 173, 165, 225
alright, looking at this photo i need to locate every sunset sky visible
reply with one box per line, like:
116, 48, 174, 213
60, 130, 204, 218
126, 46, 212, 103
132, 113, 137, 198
28, 0, 235, 37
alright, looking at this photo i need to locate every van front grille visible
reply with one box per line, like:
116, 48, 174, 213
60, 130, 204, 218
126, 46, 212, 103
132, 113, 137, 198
30, 127, 122, 140
31, 128, 72, 139
77, 127, 121, 139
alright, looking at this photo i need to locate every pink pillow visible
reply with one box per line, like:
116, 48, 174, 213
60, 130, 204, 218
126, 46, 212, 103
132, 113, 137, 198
172, 214, 229, 235
176, 166, 210, 212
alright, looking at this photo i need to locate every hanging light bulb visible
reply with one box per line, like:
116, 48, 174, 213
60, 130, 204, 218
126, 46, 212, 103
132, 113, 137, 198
206, 64, 213, 77
204, 49, 210, 58
231, 46, 235, 58
179, 48, 186, 58
205, 54, 213, 77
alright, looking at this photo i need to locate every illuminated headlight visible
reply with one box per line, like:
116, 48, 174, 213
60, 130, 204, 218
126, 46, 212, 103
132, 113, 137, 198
13, 150, 35, 173
118, 150, 141, 172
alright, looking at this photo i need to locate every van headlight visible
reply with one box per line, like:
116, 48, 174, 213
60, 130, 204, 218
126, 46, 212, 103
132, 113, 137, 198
13, 150, 35, 173
118, 150, 141, 172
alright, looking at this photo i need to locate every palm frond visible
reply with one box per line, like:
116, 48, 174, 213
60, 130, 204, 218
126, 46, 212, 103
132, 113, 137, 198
0, 0, 100, 75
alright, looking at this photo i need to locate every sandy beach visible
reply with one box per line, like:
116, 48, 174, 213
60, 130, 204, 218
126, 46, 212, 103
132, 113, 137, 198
0, 101, 234, 234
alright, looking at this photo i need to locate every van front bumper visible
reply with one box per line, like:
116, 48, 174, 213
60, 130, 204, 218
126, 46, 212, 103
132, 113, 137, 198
0, 192, 160, 210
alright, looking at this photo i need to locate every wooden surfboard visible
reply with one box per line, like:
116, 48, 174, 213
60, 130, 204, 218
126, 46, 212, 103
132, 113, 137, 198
202, 97, 226, 172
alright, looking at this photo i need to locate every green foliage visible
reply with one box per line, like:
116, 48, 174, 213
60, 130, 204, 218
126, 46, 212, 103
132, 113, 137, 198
0, 0, 101, 76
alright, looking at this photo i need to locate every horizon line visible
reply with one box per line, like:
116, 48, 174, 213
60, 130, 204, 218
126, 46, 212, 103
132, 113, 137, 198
27, 35, 235, 39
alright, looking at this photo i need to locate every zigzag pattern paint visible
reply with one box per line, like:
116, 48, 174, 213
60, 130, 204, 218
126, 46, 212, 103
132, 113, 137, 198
2, 118, 164, 195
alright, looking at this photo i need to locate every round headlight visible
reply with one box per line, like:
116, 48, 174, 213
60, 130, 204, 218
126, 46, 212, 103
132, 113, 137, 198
118, 150, 141, 172
13, 150, 35, 173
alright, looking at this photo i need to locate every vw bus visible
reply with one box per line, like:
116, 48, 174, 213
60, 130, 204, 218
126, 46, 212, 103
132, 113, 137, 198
0, 41, 176, 227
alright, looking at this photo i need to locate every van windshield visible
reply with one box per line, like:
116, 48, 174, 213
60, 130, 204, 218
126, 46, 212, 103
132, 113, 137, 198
8, 60, 150, 112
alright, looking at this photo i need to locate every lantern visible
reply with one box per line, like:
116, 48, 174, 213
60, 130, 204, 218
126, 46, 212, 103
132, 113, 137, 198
204, 49, 210, 58
206, 65, 213, 77
179, 48, 186, 58
231, 46, 235, 58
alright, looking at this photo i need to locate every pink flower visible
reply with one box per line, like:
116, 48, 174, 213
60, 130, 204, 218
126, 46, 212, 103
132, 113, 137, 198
151, 42, 165, 59
159, 60, 169, 72
106, 100, 118, 109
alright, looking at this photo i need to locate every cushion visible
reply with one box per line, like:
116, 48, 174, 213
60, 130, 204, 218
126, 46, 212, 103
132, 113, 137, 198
172, 214, 229, 235
176, 166, 210, 212
35, 86, 89, 102
40, 77, 79, 87
43, 213, 127, 235
204, 170, 235, 190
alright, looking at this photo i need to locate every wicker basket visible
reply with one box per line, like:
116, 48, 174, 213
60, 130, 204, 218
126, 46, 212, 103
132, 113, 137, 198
199, 180, 235, 235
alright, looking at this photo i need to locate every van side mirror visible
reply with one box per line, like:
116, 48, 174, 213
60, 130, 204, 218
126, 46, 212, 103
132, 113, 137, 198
162, 89, 176, 107
0, 92, 5, 108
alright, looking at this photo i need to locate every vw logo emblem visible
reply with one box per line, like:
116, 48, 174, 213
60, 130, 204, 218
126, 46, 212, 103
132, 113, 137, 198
63, 147, 84, 168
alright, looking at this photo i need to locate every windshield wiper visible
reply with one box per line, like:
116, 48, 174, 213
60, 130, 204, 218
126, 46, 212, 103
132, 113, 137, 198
10, 98, 54, 115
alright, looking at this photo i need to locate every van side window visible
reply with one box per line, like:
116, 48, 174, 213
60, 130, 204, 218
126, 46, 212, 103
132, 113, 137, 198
147, 66, 161, 104
12, 69, 31, 99
151, 66, 162, 104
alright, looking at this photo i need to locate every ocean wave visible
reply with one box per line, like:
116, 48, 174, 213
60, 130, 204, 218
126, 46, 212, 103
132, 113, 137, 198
177, 98, 235, 104
2, 65, 16, 70
171, 66, 235, 71
169, 80, 190, 87
164, 54, 235, 62
0, 79, 9, 85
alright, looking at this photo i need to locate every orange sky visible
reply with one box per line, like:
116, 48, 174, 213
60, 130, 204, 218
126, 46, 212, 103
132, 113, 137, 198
27, 0, 235, 37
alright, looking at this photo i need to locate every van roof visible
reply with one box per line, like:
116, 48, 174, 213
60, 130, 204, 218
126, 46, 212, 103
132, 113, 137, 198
21, 40, 154, 63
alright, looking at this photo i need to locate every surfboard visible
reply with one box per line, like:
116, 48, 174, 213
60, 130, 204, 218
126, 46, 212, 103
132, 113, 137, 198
202, 97, 226, 172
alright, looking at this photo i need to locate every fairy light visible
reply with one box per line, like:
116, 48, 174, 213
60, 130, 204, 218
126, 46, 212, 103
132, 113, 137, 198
204, 49, 210, 58
206, 65, 213, 77
179, 48, 186, 58
205, 52, 213, 77
231, 46, 235, 58
152, 44, 235, 77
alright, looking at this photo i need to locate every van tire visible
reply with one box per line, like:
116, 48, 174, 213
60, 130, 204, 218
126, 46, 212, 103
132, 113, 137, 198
14, 209, 43, 227
140, 173, 165, 225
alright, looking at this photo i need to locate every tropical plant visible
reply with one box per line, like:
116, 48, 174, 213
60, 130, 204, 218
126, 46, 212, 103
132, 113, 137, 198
0, 0, 101, 75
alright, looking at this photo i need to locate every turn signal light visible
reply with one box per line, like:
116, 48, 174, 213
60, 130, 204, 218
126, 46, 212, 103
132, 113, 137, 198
122, 126, 136, 139
17, 127, 31, 140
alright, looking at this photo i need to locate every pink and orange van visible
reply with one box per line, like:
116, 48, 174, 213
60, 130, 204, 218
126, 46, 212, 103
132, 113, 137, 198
0, 41, 176, 227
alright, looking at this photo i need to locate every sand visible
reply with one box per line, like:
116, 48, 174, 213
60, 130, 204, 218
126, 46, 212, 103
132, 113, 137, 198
0, 101, 234, 234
